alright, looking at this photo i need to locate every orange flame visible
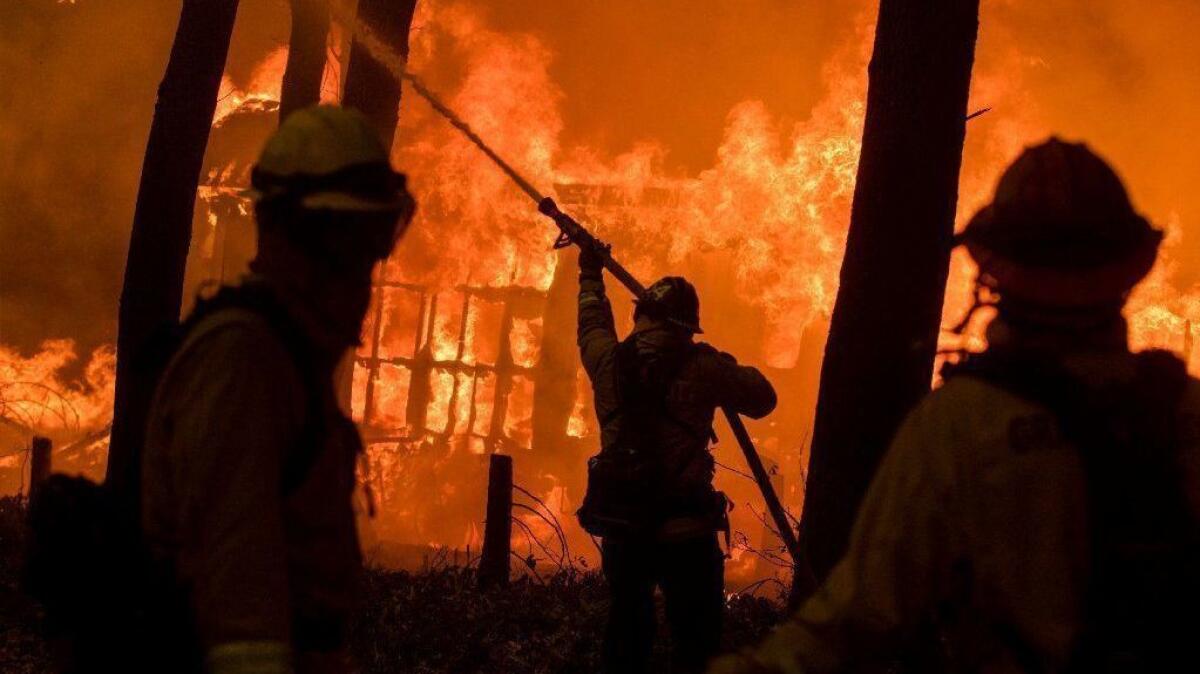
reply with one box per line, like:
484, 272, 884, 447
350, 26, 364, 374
7, 1, 1200, 583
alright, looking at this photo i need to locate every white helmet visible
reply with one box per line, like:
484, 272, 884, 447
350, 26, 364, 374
246, 105, 414, 215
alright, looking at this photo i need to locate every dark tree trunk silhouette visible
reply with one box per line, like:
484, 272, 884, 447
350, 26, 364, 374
279, 0, 330, 121
106, 0, 240, 510
333, 0, 419, 409
798, 0, 980, 584
343, 0, 419, 148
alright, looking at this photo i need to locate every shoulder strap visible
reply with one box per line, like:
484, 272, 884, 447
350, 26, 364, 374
946, 350, 1198, 670
181, 285, 328, 495
611, 340, 712, 449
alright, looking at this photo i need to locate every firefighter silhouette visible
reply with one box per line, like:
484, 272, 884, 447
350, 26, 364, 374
576, 245, 777, 674
711, 139, 1200, 673
141, 106, 415, 673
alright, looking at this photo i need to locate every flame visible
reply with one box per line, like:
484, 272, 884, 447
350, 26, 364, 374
566, 368, 591, 439
350, 0, 1200, 572
8, 0, 1200, 581
0, 341, 114, 485
0, 340, 114, 437
212, 47, 289, 126
1127, 214, 1200, 363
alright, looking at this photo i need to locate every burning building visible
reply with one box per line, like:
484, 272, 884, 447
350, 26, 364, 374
192, 89, 826, 574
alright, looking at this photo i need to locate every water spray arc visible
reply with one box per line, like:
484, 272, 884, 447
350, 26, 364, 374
330, 1, 814, 588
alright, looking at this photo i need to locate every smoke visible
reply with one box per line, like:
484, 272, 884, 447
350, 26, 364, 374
480, 0, 866, 175
0, 0, 294, 364
0, 1, 175, 361
970, 0, 1200, 280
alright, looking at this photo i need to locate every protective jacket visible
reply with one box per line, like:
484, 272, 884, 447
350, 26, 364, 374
729, 319, 1200, 674
141, 278, 362, 673
578, 274, 776, 526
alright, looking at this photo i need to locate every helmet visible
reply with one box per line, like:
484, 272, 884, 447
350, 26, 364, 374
958, 137, 1161, 307
246, 105, 414, 214
634, 276, 703, 334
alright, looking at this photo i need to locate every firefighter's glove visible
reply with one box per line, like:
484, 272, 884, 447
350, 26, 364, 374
578, 244, 604, 281
206, 641, 290, 674
707, 652, 779, 674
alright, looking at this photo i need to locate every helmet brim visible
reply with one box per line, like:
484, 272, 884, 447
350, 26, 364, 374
965, 235, 1161, 307
241, 186, 413, 214
629, 314, 703, 335
299, 190, 412, 213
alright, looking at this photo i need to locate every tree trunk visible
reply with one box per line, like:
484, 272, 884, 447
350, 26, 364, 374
333, 0, 419, 410
279, 0, 330, 121
342, 0, 419, 148
106, 0, 240, 511
798, 0, 980, 584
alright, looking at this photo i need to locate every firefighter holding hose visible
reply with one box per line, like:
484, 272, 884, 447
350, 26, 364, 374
140, 106, 415, 674
574, 244, 777, 674
711, 138, 1200, 673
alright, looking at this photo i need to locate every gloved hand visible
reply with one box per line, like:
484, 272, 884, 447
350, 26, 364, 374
578, 244, 604, 280
707, 652, 774, 674
206, 641, 290, 674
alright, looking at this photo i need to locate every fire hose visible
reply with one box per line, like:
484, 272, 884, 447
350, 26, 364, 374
330, 0, 816, 589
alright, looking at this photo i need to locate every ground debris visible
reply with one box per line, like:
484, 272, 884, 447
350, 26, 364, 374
0, 497, 786, 673
352, 564, 786, 674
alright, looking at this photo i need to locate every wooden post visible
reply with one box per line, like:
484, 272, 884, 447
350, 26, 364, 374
29, 436, 52, 502
478, 453, 513, 588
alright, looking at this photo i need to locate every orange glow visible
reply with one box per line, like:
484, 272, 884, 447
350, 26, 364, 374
6, 0, 1200, 582
0, 340, 114, 438
0, 341, 114, 486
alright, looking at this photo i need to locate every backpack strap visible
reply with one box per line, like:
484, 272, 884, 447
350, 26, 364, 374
612, 339, 713, 449
945, 349, 1198, 670
180, 284, 330, 496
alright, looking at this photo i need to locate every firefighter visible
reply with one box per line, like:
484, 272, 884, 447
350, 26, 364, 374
140, 105, 415, 674
710, 138, 1200, 674
576, 247, 777, 674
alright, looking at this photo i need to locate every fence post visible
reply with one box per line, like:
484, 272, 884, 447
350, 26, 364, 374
479, 453, 513, 588
29, 436, 52, 502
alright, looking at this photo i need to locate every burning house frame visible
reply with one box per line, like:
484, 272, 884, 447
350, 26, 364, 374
135, 19, 1200, 572
191, 101, 822, 572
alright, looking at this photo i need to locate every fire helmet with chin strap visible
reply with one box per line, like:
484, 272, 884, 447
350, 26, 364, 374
246, 105, 415, 218
634, 276, 703, 334
957, 137, 1161, 307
